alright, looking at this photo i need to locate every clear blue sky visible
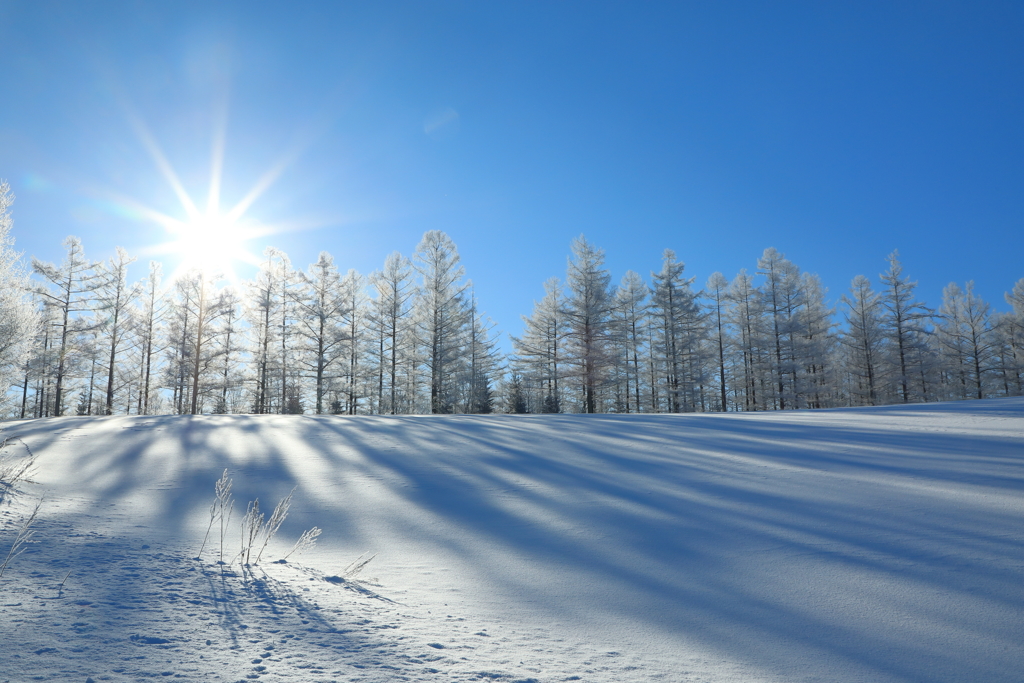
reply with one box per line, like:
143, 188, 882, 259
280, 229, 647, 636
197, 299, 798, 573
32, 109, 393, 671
2, 1, 1022, 340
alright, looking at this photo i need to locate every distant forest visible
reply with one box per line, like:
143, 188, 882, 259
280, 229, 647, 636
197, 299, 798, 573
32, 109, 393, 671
1, 181, 1022, 418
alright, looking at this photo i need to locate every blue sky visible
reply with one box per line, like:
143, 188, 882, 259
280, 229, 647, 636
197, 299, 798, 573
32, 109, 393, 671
1, 1, 1022, 339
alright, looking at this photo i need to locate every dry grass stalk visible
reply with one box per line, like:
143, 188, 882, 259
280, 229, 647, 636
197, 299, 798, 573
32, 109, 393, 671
0, 498, 41, 580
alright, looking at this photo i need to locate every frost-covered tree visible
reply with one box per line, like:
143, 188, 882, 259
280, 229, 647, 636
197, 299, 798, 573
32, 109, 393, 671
841, 275, 885, 406
936, 282, 993, 400
164, 270, 231, 414
997, 279, 1024, 396
564, 236, 615, 413
95, 247, 139, 414
414, 231, 471, 414
878, 251, 933, 403
511, 277, 567, 413
336, 269, 370, 415
705, 272, 731, 411
463, 291, 502, 414
650, 249, 702, 413
0, 181, 37, 413
211, 286, 244, 413
248, 249, 287, 414
798, 273, 836, 409
757, 248, 803, 409
369, 252, 417, 414
32, 236, 103, 416
614, 271, 649, 413
727, 269, 764, 411
295, 252, 348, 414
136, 262, 165, 415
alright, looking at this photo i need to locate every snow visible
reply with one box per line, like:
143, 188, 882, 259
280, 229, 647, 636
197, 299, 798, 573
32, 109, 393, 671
1, 398, 1023, 683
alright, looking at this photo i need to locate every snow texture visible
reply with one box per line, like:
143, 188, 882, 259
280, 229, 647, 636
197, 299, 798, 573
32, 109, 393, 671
1, 398, 1022, 682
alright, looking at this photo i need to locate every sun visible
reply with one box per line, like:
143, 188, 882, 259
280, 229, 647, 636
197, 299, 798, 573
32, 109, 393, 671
171, 211, 250, 276
114, 104, 297, 285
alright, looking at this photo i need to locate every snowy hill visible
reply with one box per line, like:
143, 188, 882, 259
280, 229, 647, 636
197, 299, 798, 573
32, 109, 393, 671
1, 399, 1023, 683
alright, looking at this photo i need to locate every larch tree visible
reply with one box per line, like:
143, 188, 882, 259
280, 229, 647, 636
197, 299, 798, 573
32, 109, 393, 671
727, 269, 764, 411
878, 251, 932, 403
1000, 279, 1024, 395
464, 290, 502, 414
414, 231, 470, 414
338, 269, 369, 415
511, 277, 567, 413
841, 275, 885, 406
369, 252, 417, 415
705, 272, 731, 411
757, 248, 802, 409
650, 249, 701, 413
295, 252, 348, 414
937, 281, 993, 400
564, 236, 615, 414
95, 247, 139, 414
212, 286, 244, 413
247, 248, 286, 414
798, 273, 836, 409
32, 236, 103, 416
614, 270, 649, 413
136, 262, 165, 415
0, 181, 37, 413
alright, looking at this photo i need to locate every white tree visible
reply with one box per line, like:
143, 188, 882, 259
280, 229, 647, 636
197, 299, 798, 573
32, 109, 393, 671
414, 231, 470, 414
135, 262, 165, 415
727, 269, 765, 411
614, 271, 649, 413
564, 236, 615, 413
841, 275, 885, 406
757, 248, 803, 409
705, 272, 731, 411
936, 281, 993, 400
295, 252, 348, 414
0, 181, 37, 414
95, 247, 140, 414
998, 279, 1024, 396
464, 290, 502, 413
369, 252, 417, 414
32, 236, 103, 416
650, 249, 702, 413
336, 269, 370, 414
511, 277, 567, 413
798, 273, 837, 409
878, 251, 933, 403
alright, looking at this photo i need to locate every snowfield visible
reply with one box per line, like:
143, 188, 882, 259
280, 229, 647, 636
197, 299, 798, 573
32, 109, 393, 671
1, 398, 1023, 683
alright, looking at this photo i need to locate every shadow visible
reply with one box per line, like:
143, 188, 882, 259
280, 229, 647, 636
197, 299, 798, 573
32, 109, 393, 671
2, 396, 1023, 682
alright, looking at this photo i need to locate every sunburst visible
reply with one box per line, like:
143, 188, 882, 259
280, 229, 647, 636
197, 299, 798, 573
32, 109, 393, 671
113, 105, 294, 284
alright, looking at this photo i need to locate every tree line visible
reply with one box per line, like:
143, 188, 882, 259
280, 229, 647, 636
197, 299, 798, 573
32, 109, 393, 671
512, 236, 1023, 413
1, 181, 1022, 418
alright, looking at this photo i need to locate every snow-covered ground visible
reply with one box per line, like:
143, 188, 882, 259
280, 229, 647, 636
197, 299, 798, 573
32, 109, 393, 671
1, 398, 1022, 683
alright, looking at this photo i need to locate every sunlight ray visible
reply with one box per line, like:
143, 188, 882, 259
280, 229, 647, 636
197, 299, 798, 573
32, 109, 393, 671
103, 194, 187, 233
225, 154, 293, 223
206, 95, 229, 215
127, 112, 201, 221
